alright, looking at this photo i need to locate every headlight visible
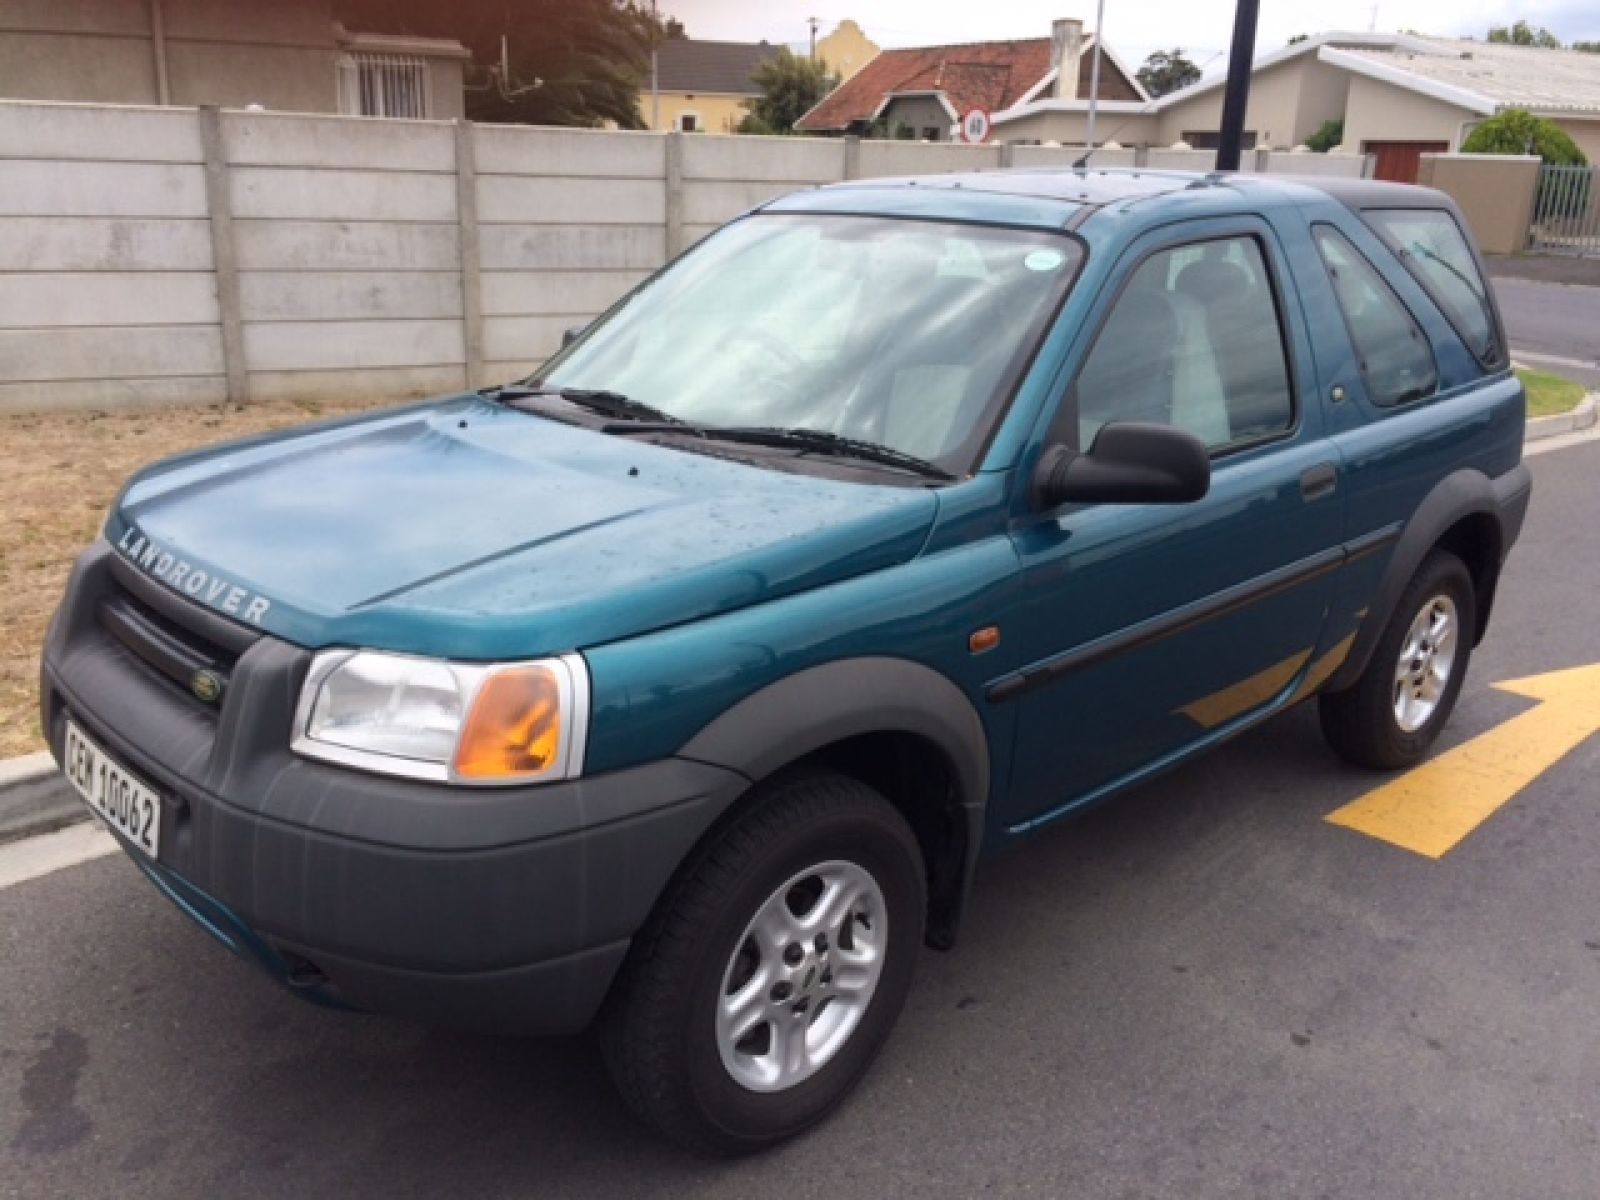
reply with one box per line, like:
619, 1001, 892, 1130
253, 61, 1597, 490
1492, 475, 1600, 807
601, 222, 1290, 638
291, 650, 589, 785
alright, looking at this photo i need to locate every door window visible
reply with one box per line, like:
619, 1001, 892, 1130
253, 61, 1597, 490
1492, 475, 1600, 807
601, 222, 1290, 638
1365, 208, 1501, 366
1075, 236, 1293, 452
1314, 225, 1437, 407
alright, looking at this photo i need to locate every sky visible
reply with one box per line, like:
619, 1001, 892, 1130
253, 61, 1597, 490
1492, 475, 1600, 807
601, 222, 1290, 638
661, 0, 1600, 83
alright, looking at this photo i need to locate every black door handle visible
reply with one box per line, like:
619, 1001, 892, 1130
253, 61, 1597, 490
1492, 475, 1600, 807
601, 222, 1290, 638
1300, 463, 1338, 501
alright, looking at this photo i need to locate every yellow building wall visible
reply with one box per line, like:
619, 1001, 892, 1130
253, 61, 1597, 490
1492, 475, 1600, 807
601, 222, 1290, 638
1554, 116, 1600, 164
1155, 55, 1340, 148
816, 20, 879, 81
1342, 74, 1472, 150
646, 91, 753, 134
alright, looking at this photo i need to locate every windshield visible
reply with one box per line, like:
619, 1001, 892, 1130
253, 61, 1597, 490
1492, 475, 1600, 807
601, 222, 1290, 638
536, 214, 1082, 474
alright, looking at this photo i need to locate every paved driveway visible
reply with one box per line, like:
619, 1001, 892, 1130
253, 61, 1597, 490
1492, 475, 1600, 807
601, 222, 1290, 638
4, 438, 1600, 1199
1488, 258, 1600, 389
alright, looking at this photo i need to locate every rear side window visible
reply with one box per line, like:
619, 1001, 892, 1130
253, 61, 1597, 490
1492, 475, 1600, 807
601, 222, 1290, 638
1313, 225, 1437, 407
1075, 235, 1293, 453
1365, 209, 1501, 366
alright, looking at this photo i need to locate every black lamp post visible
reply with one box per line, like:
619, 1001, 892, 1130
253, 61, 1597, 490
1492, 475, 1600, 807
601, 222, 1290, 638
1214, 0, 1261, 171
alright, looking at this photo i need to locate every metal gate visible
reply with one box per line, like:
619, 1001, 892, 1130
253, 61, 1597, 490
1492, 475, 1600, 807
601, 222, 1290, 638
1529, 164, 1600, 256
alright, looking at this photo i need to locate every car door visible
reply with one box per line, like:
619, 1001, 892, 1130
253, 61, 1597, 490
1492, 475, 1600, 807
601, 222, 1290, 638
997, 216, 1345, 831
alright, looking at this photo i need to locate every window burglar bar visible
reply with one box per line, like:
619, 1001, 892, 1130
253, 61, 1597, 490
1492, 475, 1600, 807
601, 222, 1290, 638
338, 52, 432, 119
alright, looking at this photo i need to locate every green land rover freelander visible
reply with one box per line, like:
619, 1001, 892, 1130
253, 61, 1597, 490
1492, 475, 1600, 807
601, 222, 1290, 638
43, 171, 1530, 1154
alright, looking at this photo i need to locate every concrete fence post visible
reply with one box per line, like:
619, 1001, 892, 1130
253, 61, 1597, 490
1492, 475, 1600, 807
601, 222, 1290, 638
665, 130, 685, 259
998, 142, 1015, 169
454, 119, 485, 389
1134, 146, 1149, 169
197, 106, 248, 404
843, 135, 861, 181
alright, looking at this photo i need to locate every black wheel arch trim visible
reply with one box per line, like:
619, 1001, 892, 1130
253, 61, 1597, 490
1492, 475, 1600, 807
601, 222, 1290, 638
677, 657, 990, 948
1326, 463, 1530, 693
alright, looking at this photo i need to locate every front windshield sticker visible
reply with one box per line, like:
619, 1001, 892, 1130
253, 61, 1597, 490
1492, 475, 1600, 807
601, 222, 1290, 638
1024, 248, 1066, 272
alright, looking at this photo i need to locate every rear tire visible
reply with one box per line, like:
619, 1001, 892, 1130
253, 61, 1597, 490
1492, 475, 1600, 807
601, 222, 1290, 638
1320, 549, 1475, 770
599, 768, 925, 1157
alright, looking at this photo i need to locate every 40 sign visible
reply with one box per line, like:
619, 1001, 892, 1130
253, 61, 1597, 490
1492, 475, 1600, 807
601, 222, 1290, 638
959, 108, 991, 144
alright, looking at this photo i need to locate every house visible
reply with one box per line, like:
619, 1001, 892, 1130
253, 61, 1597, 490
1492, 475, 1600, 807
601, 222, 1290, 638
646, 37, 784, 133
796, 18, 1146, 140
815, 19, 880, 81
998, 31, 1600, 182
0, 0, 468, 118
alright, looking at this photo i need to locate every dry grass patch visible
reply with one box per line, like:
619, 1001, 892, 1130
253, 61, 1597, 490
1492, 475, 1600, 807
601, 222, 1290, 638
1, 397, 388, 758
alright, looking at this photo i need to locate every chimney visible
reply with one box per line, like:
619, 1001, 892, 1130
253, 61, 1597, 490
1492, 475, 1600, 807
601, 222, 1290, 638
1051, 18, 1083, 99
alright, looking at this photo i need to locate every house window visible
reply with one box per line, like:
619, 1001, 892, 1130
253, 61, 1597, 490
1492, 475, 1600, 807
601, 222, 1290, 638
338, 52, 431, 119
1181, 130, 1258, 150
922, 126, 941, 141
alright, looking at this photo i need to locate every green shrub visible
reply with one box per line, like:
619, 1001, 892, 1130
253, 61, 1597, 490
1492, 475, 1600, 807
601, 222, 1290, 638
1306, 119, 1343, 153
1461, 109, 1586, 165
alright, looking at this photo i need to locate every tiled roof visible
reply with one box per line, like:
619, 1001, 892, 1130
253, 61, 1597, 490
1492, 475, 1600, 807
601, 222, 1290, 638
654, 38, 782, 96
1342, 38, 1600, 115
796, 37, 1075, 132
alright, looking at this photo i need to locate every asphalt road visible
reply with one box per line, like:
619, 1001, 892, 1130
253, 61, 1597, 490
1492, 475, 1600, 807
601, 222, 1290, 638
5, 438, 1600, 1199
1491, 272, 1600, 389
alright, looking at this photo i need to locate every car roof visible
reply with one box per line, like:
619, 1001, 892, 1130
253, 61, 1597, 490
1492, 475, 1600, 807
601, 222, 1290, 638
764, 168, 1451, 231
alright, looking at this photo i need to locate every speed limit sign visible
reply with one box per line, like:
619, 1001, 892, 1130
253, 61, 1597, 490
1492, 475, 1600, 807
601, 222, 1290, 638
959, 108, 992, 144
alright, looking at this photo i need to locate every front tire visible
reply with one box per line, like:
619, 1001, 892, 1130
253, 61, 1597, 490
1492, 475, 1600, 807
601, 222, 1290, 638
1320, 548, 1476, 770
600, 768, 926, 1156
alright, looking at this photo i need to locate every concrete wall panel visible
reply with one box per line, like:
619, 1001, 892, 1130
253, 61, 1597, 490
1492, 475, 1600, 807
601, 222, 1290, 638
474, 126, 665, 178
681, 179, 810, 226
223, 112, 456, 171
230, 167, 456, 221
0, 376, 226, 415
481, 271, 649, 317
858, 141, 1004, 176
0, 217, 213, 271
243, 319, 464, 371
484, 315, 584, 362
681, 135, 845, 182
0, 160, 207, 216
247, 366, 466, 404
0, 101, 202, 162
233, 220, 460, 271
239, 271, 463, 321
476, 175, 664, 224
0, 325, 222, 381
478, 224, 665, 271
0, 273, 219, 328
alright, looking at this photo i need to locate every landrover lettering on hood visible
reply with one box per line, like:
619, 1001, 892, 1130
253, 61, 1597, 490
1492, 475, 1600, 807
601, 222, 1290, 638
117, 526, 272, 624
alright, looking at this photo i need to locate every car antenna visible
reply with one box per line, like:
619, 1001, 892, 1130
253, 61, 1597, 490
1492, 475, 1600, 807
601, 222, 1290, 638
1071, 49, 1225, 169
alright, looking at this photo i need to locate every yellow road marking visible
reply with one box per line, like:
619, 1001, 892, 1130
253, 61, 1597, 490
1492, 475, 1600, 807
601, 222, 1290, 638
1326, 663, 1600, 858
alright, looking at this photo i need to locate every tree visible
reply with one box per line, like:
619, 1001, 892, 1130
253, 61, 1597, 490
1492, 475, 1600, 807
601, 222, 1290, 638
742, 49, 837, 134
333, 0, 673, 128
1287, 33, 1310, 45
1574, 41, 1600, 53
1136, 49, 1202, 98
1487, 20, 1562, 48
1306, 118, 1343, 153
1461, 108, 1586, 164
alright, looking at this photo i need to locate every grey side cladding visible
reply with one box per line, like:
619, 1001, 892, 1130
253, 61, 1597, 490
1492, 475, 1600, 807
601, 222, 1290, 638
1327, 464, 1530, 693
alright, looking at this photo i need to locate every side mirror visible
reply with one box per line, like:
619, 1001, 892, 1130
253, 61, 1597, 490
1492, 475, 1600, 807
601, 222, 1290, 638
1032, 422, 1210, 508
561, 324, 587, 349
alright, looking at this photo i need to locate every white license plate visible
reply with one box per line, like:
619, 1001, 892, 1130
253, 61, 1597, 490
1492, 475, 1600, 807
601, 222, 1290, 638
62, 720, 161, 860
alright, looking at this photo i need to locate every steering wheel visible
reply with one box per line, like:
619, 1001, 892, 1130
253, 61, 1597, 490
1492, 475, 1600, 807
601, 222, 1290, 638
718, 327, 814, 422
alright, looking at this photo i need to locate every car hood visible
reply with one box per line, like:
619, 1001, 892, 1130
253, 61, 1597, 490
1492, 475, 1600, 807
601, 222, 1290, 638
108, 396, 938, 659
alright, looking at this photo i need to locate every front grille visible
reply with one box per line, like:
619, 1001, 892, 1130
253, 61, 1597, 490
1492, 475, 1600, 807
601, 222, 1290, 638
98, 557, 259, 711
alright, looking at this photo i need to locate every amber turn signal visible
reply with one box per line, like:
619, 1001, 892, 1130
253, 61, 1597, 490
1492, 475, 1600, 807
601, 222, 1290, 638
969, 625, 1001, 654
453, 666, 564, 779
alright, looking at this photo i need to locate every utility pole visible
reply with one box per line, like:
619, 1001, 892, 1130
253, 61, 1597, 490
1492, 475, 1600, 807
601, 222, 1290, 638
1084, 0, 1106, 150
809, 16, 820, 59
1215, 0, 1261, 171
650, 0, 660, 129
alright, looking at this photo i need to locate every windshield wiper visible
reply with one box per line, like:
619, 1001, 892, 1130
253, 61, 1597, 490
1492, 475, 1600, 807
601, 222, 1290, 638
605, 422, 955, 481
490, 384, 687, 427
